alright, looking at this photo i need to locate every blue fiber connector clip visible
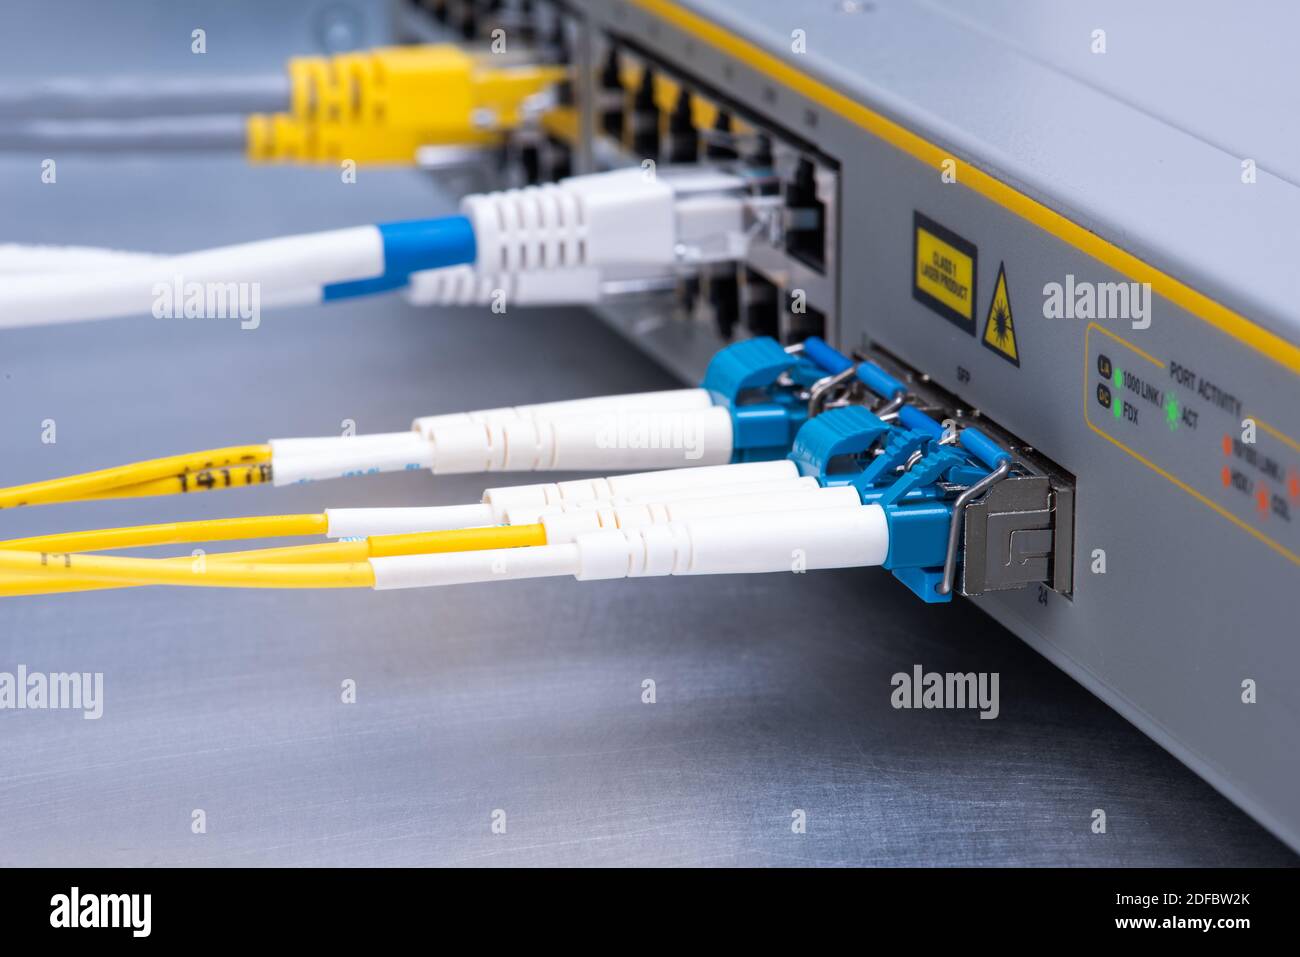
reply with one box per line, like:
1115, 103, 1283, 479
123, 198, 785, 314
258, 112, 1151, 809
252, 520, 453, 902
700, 336, 843, 463
787, 405, 1000, 603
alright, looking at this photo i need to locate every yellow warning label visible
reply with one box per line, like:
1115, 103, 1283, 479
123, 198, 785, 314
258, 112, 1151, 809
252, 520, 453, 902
982, 262, 1019, 366
913, 212, 977, 332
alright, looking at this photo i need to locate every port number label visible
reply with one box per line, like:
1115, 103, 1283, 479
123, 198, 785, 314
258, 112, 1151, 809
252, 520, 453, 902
913, 212, 977, 333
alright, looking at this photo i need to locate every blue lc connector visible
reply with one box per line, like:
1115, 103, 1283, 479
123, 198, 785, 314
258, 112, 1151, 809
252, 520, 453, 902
700, 336, 842, 463
788, 403, 1008, 603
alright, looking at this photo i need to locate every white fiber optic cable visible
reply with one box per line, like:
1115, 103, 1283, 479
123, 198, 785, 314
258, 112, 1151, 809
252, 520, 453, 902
535, 484, 862, 544
480, 459, 800, 514
320, 481, 841, 541
271, 389, 731, 485
500, 476, 824, 525
322, 459, 802, 537
321, 477, 825, 538
367, 505, 890, 589
411, 388, 713, 437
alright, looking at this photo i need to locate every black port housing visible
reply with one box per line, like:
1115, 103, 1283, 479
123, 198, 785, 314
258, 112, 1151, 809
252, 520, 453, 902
598, 48, 624, 139
704, 111, 739, 161
742, 268, 780, 339
544, 136, 572, 181
457, 2, 478, 39
745, 134, 779, 194
626, 69, 660, 159
422, 0, 449, 24
783, 157, 826, 272
677, 274, 701, 324
544, 16, 574, 105
707, 267, 740, 340
666, 92, 699, 163
519, 142, 541, 185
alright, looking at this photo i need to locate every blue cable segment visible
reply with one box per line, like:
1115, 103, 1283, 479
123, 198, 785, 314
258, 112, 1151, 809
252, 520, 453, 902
801, 336, 853, 375
897, 404, 944, 439
959, 427, 1012, 469
323, 215, 477, 302
802, 336, 907, 399
855, 361, 906, 400
320, 273, 408, 300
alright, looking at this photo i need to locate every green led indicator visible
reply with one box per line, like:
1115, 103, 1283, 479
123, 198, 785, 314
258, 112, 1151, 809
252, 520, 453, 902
1165, 392, 1180, 431
1112, 367, 1123, 419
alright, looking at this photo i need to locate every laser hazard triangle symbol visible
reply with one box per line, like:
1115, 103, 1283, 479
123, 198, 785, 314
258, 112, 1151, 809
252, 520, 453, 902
981, 262, 1019, 366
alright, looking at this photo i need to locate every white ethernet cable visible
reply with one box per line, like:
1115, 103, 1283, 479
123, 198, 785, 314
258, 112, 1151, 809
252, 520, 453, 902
0, 243, 160, 274
0, 244, 673, 310
459, 166, 753, 273
0, 244, 322, 310
0, 166, 757, 328
402, 263, 679, 307
0, 222, 419, 327
368, 505, 889, 589
321, 459, 805, 537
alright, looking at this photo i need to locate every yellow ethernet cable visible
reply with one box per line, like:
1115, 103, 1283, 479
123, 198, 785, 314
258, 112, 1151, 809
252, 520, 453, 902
0, 445, 272, 509
247, 45, 567, 165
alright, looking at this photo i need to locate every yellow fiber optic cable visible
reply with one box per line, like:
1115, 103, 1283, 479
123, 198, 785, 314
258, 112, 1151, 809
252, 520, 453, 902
84, 463, 274, 500
0, 541, 353, 597
0, 513, 326, 553
0, 523, 547, 597
0, 445, 272, 509
366, 524, 546, 557
0, 549, 374, 590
